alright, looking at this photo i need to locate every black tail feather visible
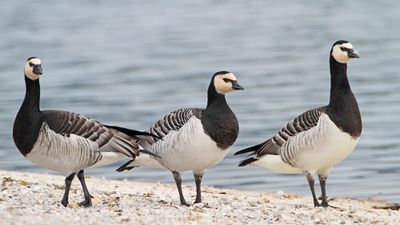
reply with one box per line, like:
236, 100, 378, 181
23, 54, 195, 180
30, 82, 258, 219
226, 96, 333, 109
116, 159, 137, 172
238, 157, 258, 167
234, 143, 263, 156
106, 125, 162, 140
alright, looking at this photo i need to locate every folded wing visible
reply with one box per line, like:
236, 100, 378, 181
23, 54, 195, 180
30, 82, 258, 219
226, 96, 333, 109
42, 110, 142, 158
235, 107, 325, 166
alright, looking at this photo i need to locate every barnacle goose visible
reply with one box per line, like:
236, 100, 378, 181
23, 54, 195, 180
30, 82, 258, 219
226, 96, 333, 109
13, 57, 158, 207
117, 71, 244, 206
235, 40, 362, 207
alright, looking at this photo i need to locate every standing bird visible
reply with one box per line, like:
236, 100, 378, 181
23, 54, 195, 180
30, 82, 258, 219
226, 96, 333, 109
117, 71, 244, 206
235, 40, 361, 207
13, 57, 158, 207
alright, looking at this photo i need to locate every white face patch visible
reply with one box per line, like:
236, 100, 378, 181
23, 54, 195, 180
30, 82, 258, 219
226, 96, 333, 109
24, 58, 42, 80
332, 43, 354, 64
213, 73, 238, 94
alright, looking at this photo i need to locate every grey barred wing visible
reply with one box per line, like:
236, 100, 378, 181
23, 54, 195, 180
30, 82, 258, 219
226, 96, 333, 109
256, 107, 325, 158
145, 108, 203, 144
41, 110, 140, 158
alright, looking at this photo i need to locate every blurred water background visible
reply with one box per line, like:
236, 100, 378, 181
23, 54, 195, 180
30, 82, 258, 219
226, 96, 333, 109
0, 0, 399, 202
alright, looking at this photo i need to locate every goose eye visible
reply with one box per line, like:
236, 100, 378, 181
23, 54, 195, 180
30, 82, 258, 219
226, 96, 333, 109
340, 47, 347, 52
29, 63, 34, 67
223, 78, 230, 83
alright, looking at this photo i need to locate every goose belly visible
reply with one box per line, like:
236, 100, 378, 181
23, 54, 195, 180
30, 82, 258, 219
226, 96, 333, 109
148, 117, 230, 173
293, 115, 360, 173
128, 154, 165, 169
26, 123, 102, 173
88, 152, 125, 168
253, 155, 302, 174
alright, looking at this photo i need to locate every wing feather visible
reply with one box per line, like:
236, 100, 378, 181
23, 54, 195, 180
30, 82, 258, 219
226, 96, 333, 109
143, 108, 203, 144
235, 107, 325, 166
41, 110, 142, 158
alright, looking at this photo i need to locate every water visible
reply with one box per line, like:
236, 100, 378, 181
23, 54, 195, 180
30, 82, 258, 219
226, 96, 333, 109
1, 1, 399, 202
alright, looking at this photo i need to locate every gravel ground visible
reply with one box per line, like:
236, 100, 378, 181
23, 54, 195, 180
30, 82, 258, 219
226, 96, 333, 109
0, 170, 399, 225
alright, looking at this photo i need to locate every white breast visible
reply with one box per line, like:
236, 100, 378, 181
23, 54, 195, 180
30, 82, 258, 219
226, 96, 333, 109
144, 117, 230, 173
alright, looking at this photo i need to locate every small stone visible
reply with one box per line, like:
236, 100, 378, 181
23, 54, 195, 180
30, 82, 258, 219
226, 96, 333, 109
277, 191, 285, 196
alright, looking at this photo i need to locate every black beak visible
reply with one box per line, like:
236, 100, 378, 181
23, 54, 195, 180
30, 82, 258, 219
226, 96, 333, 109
348, 49, 360, 58
231, 80, 244, 90
33, 65, 43, 75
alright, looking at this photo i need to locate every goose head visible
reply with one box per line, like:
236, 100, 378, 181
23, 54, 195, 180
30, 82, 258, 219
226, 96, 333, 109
24, 57, 43, 80
331, 40, 359, 64
212, 71, 244, 94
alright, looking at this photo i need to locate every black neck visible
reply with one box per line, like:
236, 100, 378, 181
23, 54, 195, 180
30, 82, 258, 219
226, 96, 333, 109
327, 56, 362, 137
22, 76, 41, 112
202, 80, 239, 149
206, 81, 228, 109
13, 76, 42, 155
328, 57, 352, 109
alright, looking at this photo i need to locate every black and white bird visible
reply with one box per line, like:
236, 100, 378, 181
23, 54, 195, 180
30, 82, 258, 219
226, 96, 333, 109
117, 71, 244, 206
235, 40, 362, 207
13, 57, 158, 207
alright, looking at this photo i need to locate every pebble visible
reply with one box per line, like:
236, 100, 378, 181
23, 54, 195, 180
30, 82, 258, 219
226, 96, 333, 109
0, 170, 399, 225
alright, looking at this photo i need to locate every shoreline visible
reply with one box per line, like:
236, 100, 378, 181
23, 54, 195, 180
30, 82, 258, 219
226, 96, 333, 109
0, 170, 399, 225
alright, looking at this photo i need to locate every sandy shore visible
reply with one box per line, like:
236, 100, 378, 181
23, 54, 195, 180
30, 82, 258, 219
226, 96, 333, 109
0, 170, 399, 225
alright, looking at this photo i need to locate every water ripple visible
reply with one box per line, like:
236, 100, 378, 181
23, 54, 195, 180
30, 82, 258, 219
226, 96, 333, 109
1, 0, 399, 202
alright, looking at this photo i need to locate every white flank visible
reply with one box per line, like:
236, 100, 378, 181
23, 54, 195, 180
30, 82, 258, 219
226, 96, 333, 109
126, 154, 165, 169
253, 155, 302, 174
256, 114, 359, 176
89, 152, 125, 168
27, 123, 101, 173
293, 114, 359, 175
143, 117, 230, 173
